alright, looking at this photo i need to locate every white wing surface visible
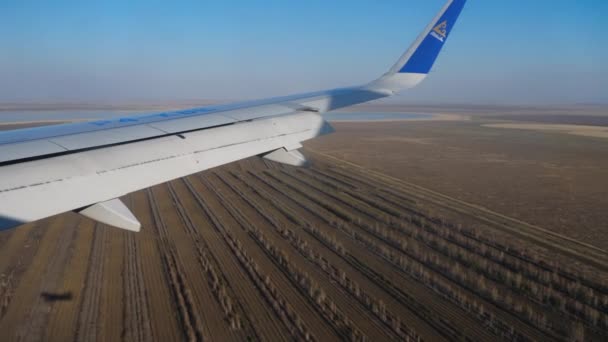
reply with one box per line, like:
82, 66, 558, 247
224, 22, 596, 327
0, 0, 466, 231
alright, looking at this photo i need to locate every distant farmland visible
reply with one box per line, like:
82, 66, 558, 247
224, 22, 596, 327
0, 154, 607, 341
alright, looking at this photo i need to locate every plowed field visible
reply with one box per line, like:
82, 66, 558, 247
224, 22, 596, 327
0, 148, 607, 341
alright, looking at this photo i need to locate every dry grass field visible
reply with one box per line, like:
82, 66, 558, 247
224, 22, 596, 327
308, 120, 608, 251
1, 117, 608, 341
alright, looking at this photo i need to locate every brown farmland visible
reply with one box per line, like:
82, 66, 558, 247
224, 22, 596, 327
1, 120, 608, 341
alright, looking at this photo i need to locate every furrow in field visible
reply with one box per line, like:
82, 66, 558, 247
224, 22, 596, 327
268, 168, 560, 340
283, 168, 592, 337
44, 219, 95, 342
301, 167, 608, 322
242, 168, 502, 341
184, 176, 317, 341
168, 182, 259, 340
169, 179, 278, 340
96, 223, 126, 342
230, 169, 447, 340
147, 187, 206, 341
195, 174, 343, 341
180, 176, 297, 341
220, 169, 434, 341
209, 171, 398, 341
130, 190, 183, 341
313, 162, 608, 299
155, 183, 241, 340
122, 193, 153, 342
311, 151, 608, 271
74, 223, 107, 342
257, 168, 551, 341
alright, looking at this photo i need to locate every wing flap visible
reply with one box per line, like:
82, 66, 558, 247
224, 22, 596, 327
49, 124, 166, 150
148, 113, 235, 133
220, 104, 294, 121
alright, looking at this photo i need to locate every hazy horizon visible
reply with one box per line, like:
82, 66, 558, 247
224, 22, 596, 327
1, 99, 607, 110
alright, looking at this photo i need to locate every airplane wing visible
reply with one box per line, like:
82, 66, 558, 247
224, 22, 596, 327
0, 0, 466, 231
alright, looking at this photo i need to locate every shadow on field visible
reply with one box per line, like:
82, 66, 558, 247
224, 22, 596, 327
41, 291, 73, 302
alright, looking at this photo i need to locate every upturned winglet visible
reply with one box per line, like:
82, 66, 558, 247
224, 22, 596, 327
368, 0, 467, 93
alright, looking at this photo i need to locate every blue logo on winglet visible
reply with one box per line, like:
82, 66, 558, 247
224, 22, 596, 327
399, 0, 466, 74
430, 21, 448, 42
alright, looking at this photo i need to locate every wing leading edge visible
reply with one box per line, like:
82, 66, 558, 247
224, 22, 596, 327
0, 0, 466, 231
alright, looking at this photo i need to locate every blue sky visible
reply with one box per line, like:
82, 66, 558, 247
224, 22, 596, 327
0, 0, 606, 105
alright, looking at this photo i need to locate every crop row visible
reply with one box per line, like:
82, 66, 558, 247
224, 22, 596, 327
245, 170, 515, 340
294, 169, 608, 326
262, 169, 551, 340
123, 231, 154, 341
147, 189, 206, 342
168, 182, 251, 332
234, 170, 461, 339
276, 170, 583, 334
208, 174, 369, 341
324, 163, 608, 284
184, 178, 315, 341
216, 171, 422, 341
74, 226, 108, 342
